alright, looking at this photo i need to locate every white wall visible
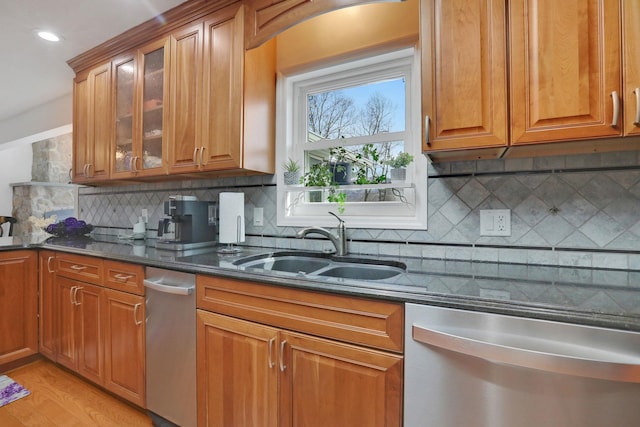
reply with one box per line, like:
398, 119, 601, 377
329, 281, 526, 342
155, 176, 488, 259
0, 143, 32, 233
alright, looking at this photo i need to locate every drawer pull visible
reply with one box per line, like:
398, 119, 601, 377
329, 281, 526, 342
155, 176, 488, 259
70, 264, 88, 271
279, 340, 287, 372
113, 273, 133, 282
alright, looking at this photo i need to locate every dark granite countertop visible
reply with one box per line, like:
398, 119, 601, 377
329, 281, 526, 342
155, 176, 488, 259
3, 235, 639, 332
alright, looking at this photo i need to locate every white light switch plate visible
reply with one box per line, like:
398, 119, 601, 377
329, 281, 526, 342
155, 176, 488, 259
253, 207, 264, 227
480, 209, 511, 236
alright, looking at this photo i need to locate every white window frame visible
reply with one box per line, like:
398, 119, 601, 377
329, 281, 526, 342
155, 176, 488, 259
276, 47, 427, 229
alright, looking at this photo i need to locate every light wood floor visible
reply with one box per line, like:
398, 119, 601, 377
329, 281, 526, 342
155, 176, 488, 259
0, 359, 152, 426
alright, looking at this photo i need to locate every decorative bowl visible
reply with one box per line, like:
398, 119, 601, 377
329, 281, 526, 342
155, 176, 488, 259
43, 217, 93, 237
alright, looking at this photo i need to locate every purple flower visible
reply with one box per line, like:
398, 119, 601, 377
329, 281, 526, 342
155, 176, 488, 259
64, 217, 78, 226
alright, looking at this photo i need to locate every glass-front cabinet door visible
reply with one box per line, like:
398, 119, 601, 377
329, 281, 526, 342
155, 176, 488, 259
112, 38, 169, 178
140, 40, 169, 174
113, 55, 136, 176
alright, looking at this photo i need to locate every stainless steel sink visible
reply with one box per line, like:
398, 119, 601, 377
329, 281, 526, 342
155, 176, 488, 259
233, 251, 406, 281
237, 255, 331, 274
317, 264, 406, 281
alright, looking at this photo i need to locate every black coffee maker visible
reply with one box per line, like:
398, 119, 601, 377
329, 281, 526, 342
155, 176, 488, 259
156, 196, 217, 250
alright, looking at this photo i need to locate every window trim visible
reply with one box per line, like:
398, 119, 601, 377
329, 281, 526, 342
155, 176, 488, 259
276, 47, 427, 230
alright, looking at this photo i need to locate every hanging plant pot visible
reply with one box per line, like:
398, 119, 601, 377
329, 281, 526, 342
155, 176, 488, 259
330, 162, 351, 185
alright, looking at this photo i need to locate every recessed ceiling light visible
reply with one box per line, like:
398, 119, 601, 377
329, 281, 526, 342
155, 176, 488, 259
37, 31, 61, 42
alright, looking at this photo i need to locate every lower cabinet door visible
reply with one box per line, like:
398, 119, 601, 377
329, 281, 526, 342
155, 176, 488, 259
76, 282, 104, 385
279, 331, 403, 427
56, 276, 79, 370
197, 310, 279, 427
0, 251, 37, 366
39, 251, 57, 360
103, 289, 146, 408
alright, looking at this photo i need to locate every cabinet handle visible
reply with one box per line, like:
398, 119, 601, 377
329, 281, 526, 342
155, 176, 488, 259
130, 156, 139, 173
279, 340, 287, 372
87, 163, 94, 178
193, 147, 200, 165
47, 256, 54, 273
610, 91, 620, 127
268, 337, 276, 369
73, 286, 83, 306
113, 273, 133, 282
133, 303, 143, 325
199, 146, 206, 166
70, 264, 87, 271
83, 164, 89, 178
424, 115, 431, 146
633, 88, 640, 126
70, 286, 77, 305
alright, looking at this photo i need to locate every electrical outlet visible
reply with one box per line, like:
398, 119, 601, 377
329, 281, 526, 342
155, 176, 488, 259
480, 209, 511, 236
141, 209, 149, 223
253, 207, 264, 227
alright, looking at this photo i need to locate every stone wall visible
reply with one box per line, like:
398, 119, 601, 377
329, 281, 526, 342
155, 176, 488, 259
11, 133, 76, 238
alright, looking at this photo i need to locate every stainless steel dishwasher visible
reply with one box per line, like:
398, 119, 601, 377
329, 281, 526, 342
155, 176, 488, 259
144, 267, 196, 427
404, 303, 640, 427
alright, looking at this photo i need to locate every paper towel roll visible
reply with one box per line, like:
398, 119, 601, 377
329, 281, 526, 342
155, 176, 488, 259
219, 192, 245, 244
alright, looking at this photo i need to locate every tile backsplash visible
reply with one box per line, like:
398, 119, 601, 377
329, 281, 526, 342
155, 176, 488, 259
75, 141, 640, 270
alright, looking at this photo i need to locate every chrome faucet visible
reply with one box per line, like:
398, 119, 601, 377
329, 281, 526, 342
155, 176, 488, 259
296, 212, 347, 256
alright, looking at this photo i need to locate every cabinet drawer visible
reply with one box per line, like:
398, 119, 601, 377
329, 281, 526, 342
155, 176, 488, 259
104, 260, 145, 295
197, 275, 404, 353
56, 254, 103, 285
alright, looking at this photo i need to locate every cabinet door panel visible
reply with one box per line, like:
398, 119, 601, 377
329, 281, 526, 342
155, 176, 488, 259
0, 251, 37, 366
623, 0, 640, 136
90, 63, 112, 180
201, 4, 244, 170
197, 310, 279, 427
56, 276, 79, 370
510, 0, 621, 144
422, 0, 508, 152
39, 251, 57, 360
77, 283, 104, 384
280, 331, 403, 427
168, 22, 203, 173
104, 289, 145, 407
73, 77, 90, 183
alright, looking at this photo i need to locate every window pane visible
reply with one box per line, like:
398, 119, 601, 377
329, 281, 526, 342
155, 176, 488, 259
306, 78, 405, 141
303, 140, 406, 187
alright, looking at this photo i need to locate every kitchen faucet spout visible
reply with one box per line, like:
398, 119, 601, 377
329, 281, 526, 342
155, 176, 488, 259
296, 212, 347, 256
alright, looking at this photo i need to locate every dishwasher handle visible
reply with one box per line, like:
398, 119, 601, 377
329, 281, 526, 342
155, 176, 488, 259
413, 324, 640, 383
143, 278, 194, 295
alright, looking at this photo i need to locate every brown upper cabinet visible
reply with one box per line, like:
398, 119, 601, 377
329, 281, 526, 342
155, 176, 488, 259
423, 0, 640, 161
69, 0, 275, 184
73, 63, 112, 183
111, 38, 171, 179
168, 3, 276, 174
421, 0, 508, 160
509, 0, 621, 145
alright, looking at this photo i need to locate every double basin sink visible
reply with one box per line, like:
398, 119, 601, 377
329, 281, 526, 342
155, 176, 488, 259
233, 251, 406, 281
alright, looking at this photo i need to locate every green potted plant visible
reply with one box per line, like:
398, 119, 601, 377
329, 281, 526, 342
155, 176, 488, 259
384, 152, 414, 182
301, 161, 332, 202
282, 158, 301, 185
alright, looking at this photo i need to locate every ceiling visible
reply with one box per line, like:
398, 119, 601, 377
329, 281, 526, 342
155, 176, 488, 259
0, 0, 187, 145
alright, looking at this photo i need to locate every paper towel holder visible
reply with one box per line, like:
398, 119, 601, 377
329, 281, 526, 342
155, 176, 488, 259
217, 215, 244, 254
